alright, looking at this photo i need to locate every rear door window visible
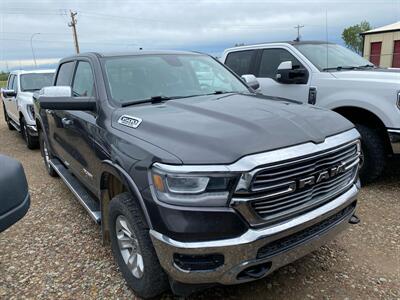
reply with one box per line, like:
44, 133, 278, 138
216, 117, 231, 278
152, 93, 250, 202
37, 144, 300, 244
55, 61, 75, 86
225, 50, 255, 76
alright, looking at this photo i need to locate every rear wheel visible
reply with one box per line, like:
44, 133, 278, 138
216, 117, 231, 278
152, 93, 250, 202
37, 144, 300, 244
109, 192, 168, 299
39, 132, 58, 177
20, 117, 38, 149
356, 124, 386, 184
3, 104, 15, 130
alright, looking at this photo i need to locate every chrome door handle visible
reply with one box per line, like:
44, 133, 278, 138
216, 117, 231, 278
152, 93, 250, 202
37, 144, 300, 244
61, 117, 73, 126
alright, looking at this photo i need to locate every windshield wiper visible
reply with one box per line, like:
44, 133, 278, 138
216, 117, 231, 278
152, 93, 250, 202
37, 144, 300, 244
121, 95, 174, 107
356, 64, 375, 69
210, 90, 231, 95
322, 66, 358, 71
323, 64, 375, 71
205, 90, 253, 96
120, 91, 252, 107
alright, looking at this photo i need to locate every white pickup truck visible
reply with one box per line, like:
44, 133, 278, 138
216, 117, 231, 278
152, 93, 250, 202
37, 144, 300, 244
1, 69, 54, 149
222, 41, 400, 183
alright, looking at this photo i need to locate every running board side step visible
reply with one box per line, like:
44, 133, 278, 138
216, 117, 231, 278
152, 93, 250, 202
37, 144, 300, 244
49, 159, 101, 224
10, 119, 21, 132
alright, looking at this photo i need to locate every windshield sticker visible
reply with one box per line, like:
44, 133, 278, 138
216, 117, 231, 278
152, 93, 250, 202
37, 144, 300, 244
118, 115, 142, 129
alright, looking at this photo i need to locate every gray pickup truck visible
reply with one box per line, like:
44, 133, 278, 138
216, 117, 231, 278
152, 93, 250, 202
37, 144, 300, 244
35, 51, 361, 298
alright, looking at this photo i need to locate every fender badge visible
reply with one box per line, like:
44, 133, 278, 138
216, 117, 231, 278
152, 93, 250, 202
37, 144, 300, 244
118, 115, 142, 128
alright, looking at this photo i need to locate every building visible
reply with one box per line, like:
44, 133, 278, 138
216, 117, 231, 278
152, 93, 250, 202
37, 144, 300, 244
361, 21, 400, 68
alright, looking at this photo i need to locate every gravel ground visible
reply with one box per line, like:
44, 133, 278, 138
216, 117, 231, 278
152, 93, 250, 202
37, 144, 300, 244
0, 110, 399, 300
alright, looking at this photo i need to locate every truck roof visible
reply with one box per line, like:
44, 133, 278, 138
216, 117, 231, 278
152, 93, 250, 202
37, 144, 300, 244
60, 50, 204, 62
223, 40, 335, 53
10, 69, 55, 75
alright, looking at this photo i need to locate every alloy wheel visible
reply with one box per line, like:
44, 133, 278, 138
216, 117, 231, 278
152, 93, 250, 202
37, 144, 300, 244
115, 215, 144, 279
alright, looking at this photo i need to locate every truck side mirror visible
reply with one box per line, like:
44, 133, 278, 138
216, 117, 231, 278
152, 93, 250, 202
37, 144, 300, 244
241, 74, 260, 90
0, 155, 30, 233
276, 61, 308, 84
36, 86, 96, 111
1, 89, 17, 98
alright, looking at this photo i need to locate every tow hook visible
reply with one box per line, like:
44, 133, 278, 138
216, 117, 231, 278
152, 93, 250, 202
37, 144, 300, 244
349, 214, 360, 224
237, 262, 271, 280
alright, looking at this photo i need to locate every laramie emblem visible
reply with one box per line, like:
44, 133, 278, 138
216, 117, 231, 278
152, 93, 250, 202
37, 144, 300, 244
118, 115, 142, 128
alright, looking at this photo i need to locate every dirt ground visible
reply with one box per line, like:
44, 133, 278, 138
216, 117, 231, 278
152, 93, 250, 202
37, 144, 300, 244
0, 110, 399, 300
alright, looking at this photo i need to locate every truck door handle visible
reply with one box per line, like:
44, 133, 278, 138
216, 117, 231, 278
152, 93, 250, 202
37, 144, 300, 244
46, 109, 54, 115
61, 118, 73, 126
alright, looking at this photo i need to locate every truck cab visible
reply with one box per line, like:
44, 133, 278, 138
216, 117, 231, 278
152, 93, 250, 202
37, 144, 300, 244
222, 41, 400, 183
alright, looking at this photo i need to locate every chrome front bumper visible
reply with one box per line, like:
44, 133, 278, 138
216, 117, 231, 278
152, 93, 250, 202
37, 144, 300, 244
150, 183, 359, 285
388, 129, 400, 154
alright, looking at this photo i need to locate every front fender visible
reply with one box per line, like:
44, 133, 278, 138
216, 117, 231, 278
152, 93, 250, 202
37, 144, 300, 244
17, 95, 35, 125
315, 80, 399, 128
324, 97, 397, 128
99, 160, 153, 242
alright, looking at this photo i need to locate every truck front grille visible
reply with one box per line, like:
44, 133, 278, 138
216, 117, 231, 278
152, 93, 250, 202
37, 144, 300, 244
232, 140, 360, 226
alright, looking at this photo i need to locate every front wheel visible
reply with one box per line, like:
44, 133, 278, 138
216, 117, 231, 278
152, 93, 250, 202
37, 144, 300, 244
109, 193, 169, 299
39, 132, 58, 177
356, 124, 386, 184
21, 117, 39, 149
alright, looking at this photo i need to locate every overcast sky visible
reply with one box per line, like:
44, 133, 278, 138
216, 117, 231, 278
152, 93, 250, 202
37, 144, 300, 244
0, 0, 399, 71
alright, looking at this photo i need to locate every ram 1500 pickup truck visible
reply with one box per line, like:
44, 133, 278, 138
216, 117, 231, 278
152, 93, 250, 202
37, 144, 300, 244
35, 51, 361, 298
222, 41, 400, 183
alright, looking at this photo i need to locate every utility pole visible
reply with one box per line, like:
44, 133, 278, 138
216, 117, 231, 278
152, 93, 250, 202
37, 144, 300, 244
294, 24, 304, 42
68, 10, 80, 54
30, 32, 40, 68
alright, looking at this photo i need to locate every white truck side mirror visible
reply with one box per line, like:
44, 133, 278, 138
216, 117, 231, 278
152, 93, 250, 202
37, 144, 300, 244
241, 74, 260, 90
277, 61, 293, 70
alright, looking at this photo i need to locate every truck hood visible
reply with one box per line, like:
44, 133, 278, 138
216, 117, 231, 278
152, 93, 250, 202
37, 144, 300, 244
330, 68, 400, 85
112, 94, 354, 164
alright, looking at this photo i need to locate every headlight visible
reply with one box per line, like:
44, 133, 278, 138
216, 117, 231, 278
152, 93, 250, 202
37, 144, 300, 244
397, 91, 400, 110
27, 104, 35, 120
150, 163, 238, 206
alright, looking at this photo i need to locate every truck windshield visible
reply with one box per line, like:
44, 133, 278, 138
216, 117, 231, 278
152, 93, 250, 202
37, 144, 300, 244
294, 43, 374, 71
103, 54, 250, 104
20, 73, 54, 92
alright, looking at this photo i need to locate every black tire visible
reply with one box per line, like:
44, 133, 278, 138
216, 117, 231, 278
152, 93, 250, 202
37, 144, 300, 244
109, 192, 169, 299
21, 117, 39, 149
3, 104, 15, 130
356, 124, 386, 184
39, 132, 58, 177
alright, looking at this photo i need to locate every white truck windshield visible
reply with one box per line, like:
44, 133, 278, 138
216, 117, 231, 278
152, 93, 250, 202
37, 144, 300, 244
295, 43, 373, 71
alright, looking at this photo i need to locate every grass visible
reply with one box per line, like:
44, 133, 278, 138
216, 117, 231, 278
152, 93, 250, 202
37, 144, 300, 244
0, 81, 7, 88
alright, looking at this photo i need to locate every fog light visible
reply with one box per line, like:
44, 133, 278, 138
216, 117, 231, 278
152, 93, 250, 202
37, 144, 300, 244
173, 253, 224, 271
